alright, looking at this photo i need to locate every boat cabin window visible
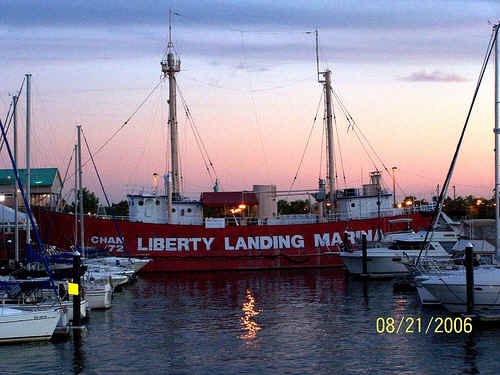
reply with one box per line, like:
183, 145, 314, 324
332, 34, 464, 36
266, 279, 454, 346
138, 200, 144, 206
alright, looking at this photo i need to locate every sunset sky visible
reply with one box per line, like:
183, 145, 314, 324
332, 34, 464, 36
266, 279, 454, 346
0, 1, 499, 204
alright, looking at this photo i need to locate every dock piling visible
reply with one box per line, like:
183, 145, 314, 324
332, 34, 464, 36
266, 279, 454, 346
362, 234, 368, 275
465, 245, 474, 315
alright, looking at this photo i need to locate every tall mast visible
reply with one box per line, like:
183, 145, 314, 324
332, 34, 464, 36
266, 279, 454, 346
77, 125, 85, 257
315, 30, 336, 217
161, 9, 181, 200
323, 70, 335, 211
13, 94, 19, 263
74, 144, 78, 249
25, 73, 31, 244
494, 23, 499, 261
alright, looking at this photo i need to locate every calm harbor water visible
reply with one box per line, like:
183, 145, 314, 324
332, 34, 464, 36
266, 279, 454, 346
1, 269, 499, 375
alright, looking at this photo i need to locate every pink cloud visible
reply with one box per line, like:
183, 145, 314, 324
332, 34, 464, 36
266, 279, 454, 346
400, 70, 468, 82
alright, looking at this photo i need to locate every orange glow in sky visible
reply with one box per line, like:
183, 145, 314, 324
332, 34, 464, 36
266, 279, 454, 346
0, 2, 497, 203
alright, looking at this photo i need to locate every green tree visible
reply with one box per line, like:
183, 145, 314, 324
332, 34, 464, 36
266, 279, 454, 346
278, 199, 311, 215
65, 188, 99, 214
106, 200, 129, 217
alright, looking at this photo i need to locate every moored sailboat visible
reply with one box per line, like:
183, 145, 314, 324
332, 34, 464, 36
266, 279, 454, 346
0, 306, 60, 344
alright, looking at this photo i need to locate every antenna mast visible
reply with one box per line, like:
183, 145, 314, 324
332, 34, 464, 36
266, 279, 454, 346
494, 22, 499, 261
161, 9, 181, 200
315, 29, 320, 82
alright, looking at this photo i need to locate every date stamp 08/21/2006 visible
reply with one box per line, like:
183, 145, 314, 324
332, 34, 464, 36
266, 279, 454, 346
375, 316, 473, 335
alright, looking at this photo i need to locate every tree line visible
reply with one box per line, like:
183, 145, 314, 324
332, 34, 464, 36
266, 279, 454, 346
64, 188, 128, 217
65, 189, 495, 220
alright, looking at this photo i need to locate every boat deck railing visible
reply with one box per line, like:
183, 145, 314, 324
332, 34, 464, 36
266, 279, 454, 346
92, 203, 436, 226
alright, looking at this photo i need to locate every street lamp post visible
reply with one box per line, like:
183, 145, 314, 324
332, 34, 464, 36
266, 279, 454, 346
392, 167, 397, 207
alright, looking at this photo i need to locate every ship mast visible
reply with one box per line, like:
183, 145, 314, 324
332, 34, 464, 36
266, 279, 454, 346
25, 73, 31, 244
161, 9, 181, 201
316, 30, 336, 216
12, 94, 19, 263
494, 22, 499, 262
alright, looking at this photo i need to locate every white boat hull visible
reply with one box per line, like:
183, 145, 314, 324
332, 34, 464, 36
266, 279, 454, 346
416, 286, 441, 305
415, 275, 441, 305
422, 283, 500, 312
340, 253, 409, 276
340, 246, 450, 277
86, 257, 151, 273
13, 299, 86, 325
422, 268, 500, 313
0, 307, 60, 343
86, 283, 113, 310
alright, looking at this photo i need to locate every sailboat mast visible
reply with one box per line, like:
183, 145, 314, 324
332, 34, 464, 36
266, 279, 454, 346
13, 95, 19, 263
162, 9, 181, 200
494, 23, 499, 260
323, 70, 336, 211
77, 125, 85, 256
74, 144, 78, 249
25, 73, 31, 244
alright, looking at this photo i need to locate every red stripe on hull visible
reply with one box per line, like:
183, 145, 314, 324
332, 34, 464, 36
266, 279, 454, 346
33, 208, 432, 272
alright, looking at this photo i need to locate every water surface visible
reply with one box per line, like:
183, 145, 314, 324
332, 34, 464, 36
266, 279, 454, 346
0, 269, 498, 374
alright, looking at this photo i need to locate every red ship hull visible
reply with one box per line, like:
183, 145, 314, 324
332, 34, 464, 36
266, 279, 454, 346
34, 208, 431, 272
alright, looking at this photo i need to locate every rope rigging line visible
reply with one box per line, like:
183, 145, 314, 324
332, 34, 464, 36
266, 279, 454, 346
329, 86, 407, 194
289, 91, 324, 192
416, 25, 498, 264
0, 77, 26, 154
330, 87, 389, 170
81, 127, 131, 259
80, 79, 163, 169
332, 98, 347, 186
350, 125, 379, 171
175, 81, 218, 185
54, 148, 74, 209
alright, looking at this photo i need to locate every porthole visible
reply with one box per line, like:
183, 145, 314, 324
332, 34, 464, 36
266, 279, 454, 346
138, 201, 144, 206
172, 208, 176, 213
351, 203, 355, 208
155, 200, 160, 206
187, 208, 192, 213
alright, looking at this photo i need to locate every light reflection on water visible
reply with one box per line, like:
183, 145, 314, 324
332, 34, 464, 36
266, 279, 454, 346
0, 269, 498, 374
240, 289, 261, 340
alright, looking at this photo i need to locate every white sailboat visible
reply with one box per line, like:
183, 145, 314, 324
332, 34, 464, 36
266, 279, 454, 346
0, 305, 60, 343
0, 75, 69, 342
